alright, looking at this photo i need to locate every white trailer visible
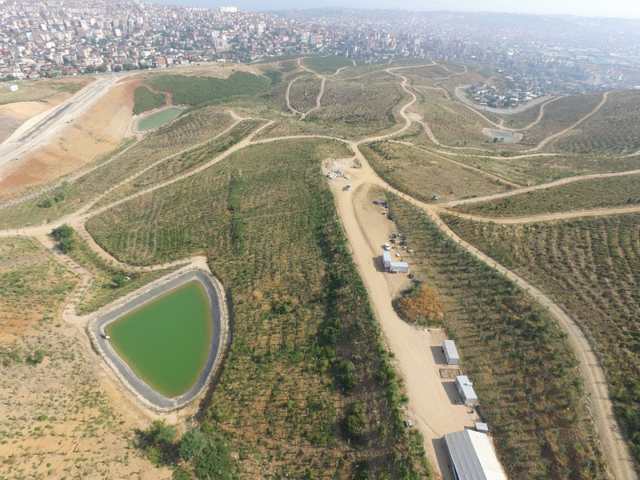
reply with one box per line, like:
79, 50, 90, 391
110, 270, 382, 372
382, 250, 391, 270
455, 375, 479, 407
389, 261, 409, 274
442, 339, 460, 365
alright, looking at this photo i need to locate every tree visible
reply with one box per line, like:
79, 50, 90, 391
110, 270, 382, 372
51, 225, 75, 253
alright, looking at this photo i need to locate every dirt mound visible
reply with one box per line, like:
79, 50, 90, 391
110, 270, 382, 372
0, 79, 138, 198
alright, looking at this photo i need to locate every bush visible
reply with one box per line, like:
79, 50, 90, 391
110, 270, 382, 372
393, 283, 444, 326
135, 420, 178, 466
333, 359, 356, 392
179, 428, 238, 480
51, 225, 75, 253
343, 401, 367, 444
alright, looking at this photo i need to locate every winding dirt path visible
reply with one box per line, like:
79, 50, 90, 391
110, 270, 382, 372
523, 91, 609, 153
284, 74, 304, 116
442, 168, 640, 208
442, 204, 640, 225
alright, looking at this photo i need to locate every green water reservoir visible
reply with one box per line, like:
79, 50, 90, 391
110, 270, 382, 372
137, 107, 184, 131
106, 281, 212, 397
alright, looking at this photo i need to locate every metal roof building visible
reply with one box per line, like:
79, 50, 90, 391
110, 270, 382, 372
444, 430, 508, 480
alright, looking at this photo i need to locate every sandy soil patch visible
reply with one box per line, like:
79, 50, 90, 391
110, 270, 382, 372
0, 95, 72, 143
0, 79, 138, 198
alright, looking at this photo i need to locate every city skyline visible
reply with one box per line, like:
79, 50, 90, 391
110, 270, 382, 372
152, 0, 640, 20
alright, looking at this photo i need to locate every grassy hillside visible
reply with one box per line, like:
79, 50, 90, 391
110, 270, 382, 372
454, 174, 640, 218
556, 90, 640, 154
362, 141, 509, 203
443, 213, 640, 467
385, 196, 606, 479
148, 72, 271, 106
0, 237, 76, 342
304, 55, 352, 74
133, 86, 166, 115
289, 75, 322, 113
86, 139, 430, 478
310, 78, 404, 137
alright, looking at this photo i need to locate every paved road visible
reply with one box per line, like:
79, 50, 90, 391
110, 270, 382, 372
89, 269, 225, 412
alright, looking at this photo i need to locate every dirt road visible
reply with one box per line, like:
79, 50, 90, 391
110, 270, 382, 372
443, 204, 640, 225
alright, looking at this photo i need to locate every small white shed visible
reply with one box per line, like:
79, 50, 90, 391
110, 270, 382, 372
382, 250, 391, 270
455, 375, 479, 407
442, 339, 460, 365
389, 261, 409, 273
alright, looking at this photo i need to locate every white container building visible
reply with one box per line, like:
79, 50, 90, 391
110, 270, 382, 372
444, 429, 508, 480
442, 339, 460, 365
389, 261, 409, 273
382, 250, 391, 270
455, 375, 479, 407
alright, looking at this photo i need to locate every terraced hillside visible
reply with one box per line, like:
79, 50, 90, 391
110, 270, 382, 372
556, 90, 640, 154
361, 141, 510, 203
454, 173, 640, 217
443, 213, 640, 466
86, 140, 430, 478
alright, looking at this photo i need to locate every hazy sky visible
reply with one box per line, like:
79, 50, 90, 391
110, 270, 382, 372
157, 0, 640, 19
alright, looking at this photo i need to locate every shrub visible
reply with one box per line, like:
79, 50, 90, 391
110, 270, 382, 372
179, 428, 238, 480
135, 420, 178, 466
51, 225, 75, 253
394, 283, 444, 326
333, 359, 356, 392
343, 401, 367, 444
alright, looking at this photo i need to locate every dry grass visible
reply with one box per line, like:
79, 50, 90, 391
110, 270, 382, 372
362, 141, 509, 203
0, 237, 168, 479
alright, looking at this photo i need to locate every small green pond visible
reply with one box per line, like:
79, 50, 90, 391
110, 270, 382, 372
137, 107, 184, 131
107, 281, 212, 397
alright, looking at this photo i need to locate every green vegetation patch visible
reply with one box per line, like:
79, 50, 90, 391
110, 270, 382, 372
304, 55, 352, 74
442, 213, 640, 467
148, 72, 271, 106
133, 86, 166, 115
387, 195, 606, 479
137, 107, 184, 131
455, 173, 640, 217
107, 281, 212, 398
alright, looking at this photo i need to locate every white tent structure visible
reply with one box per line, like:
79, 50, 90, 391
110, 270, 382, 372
444, 429, 508, 480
